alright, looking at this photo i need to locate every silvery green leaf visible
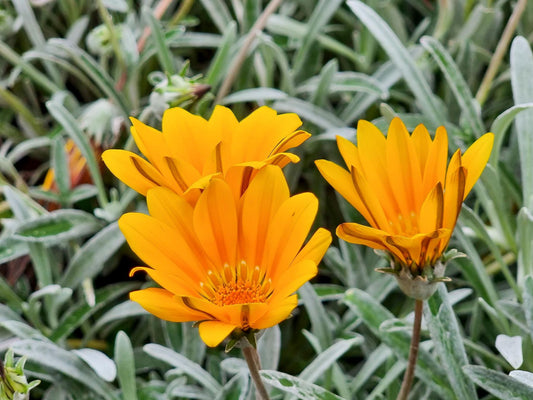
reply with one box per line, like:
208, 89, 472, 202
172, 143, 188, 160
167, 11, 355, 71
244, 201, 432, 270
72, 348, 117, 382
495, 334, 523, 369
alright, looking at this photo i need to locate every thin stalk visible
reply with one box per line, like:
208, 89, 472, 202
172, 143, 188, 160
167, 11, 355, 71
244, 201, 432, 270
396, 299, 423, 400
475, 0, 527, 106
214, 0, 284, 104
169, 0, 196, 27
116, 0, 174, 91
96, 0, 126, 73
241, 339, 270, 400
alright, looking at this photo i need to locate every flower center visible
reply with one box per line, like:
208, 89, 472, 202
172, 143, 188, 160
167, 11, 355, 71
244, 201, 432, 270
200, 261, 272, 306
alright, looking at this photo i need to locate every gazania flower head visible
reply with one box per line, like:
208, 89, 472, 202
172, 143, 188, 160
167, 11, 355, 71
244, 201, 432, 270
316, 117, 493, 299
102, 106, 310, 203
42, 139, 93, 192
119, 166, 331, 347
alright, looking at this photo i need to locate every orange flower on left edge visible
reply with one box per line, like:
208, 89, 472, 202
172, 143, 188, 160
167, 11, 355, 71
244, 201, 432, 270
42, 139, 93, 192
119, 166, 331, 347
102, 106, 310, 203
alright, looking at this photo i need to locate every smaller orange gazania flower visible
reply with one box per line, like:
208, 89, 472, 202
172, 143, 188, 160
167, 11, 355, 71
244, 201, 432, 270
316, 118, 493, 297
42, 139, 93, 192
102, 106, 310, 203
119, 166, 331, 347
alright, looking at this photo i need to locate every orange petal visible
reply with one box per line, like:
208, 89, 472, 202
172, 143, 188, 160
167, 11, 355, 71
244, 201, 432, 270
385, 229, 449, 268
443, 164, 466, 230
162, 107, 219, 171
422, 126, 448, 196
250, 295, 298, 330
271, 130, 310, 154
129, 117, 166, 168
130, 288, 207, 322
336, 135, 363, 172
350, 166, 390, 231
198, 321, 237, 347
292, 228, 332, 266
193, 178, 238, 269
386, 117, 424, 212
129, 266, 199, 297
264, 192, 318, 278
239, 166, 289, 268
271, 260, 317, 299
315, 159, 372, 223
233, 108, 302, 162
158, 156, 202, 194
419, 182, 444, 232
354, 122, 402, 224
337, 222, 405, 263
461, 132, 494, 198
411, 124, 432, 174
119, 213, 206, 282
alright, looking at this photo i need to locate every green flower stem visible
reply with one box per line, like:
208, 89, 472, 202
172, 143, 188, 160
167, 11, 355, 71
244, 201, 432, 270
241, 339, 270, 400
396, 299, 423, 400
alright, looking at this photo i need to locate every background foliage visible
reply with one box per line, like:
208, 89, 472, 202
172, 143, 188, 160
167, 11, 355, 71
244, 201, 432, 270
1, 0, 533, 398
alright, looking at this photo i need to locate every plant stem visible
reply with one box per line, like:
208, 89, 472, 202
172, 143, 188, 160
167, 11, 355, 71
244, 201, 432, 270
214, 0, 284, 104
241, 339, 270, 400
475, 0, 527, 106
396, 299, 423, 400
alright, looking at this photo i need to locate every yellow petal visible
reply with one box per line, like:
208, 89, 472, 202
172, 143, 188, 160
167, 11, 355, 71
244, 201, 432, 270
443, 164, 466, 230
350, 166, 390, 231
352, 124, 402, 227
336, 135, 362, 171
422, 126, 448, 196
158, 156, 202, 194
315, 159, 372, 222
271, 260, 317, 299
385, 229, 449, 268
337, 222, 405, 263
129, 117, 166, 168
292, 228, 332, 266
129, 266, 199, 297
130, 288, 207, 322
198, 321, 236, 347
411, 123, 432, 173
193, 178, 238, 269
271, 130, 310, 154
102, 150, 165, 195
239, 166, 289, 268
233, 108, 302, 162
250, 295, 298, 330
264, 192, 318, 278
386, 117, 423, 212
162, 107, 219, 171
119, 213, 207, 282
419, 182, 444, 232
461, 132, 494, 198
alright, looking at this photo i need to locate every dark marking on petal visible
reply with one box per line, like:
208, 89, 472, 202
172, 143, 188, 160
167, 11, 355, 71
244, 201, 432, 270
164, 156, 188, 192
182, 297, 217, 321
130, 156, 160, 185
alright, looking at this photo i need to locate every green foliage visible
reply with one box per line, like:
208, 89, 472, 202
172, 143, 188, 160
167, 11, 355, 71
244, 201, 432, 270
0, 0, 533, 398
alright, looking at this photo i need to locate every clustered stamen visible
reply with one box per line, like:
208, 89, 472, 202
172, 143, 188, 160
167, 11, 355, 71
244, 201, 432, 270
199, 261, 273, 306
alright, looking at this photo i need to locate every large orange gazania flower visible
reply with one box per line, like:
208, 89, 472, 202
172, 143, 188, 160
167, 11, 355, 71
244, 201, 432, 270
119, 166, 331, 347
102, 106, 310, 203
316, 117, 493, 276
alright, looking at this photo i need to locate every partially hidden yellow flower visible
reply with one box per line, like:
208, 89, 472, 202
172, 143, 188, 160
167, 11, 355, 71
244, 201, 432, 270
316, 118, 493, 297
119, 166, 332, 347
102, 106, 310, 203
